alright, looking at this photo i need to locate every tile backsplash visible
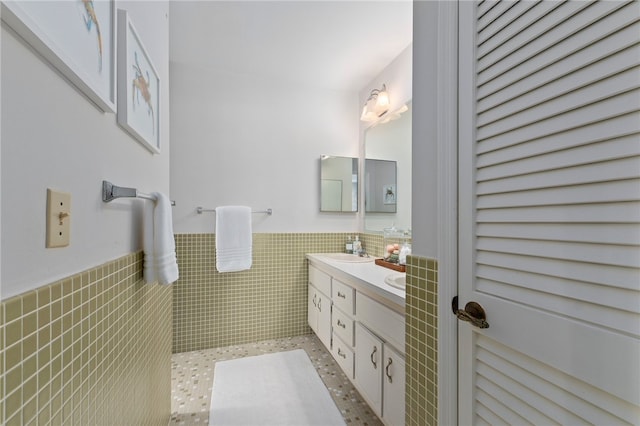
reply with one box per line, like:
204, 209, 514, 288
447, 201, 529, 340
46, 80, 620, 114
360, 233, 384, 257
0, 252, 172, 425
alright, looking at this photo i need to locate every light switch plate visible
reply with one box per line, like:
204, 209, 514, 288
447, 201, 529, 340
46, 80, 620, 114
46, 189, 71, 248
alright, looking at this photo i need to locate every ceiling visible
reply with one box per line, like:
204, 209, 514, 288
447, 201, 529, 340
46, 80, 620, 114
169, 1, 413, 92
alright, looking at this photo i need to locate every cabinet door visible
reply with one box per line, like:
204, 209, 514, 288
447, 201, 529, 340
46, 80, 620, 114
382, 344, 405, 426
355, 323, 382, 416
309, 265, 331, 296
316, 291, 332, 350
308, 285, 318, 334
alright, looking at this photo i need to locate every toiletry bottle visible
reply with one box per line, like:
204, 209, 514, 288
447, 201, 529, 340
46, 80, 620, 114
353, 235, 362, 255
346, 236, 353, 254
399, 242, 411, 265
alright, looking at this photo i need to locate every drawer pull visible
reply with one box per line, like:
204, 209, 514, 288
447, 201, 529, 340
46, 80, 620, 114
337, 319, 346, 329
312, 294, 317, 307
318, 298, 322, 312
337, 291, 346, 299
385, 357, 393, 383
337, 348, 347, 359
371, 346, 378, 369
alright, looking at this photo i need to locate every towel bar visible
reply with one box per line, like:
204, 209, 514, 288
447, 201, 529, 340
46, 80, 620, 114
197, 207, 272, 215
102, 180, 176, 206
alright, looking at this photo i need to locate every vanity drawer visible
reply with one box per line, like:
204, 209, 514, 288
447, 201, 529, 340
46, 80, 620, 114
332, 279, 355, 315
332, 307, 354, 346
331, 333, 355, 379
356, 292, 405, 354
309, 265, 331, 297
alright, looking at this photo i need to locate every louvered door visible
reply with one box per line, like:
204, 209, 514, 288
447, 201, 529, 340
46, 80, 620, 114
458, 1, 640, 424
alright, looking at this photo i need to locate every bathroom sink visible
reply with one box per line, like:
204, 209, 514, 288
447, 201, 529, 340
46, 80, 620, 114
320, 253, 375, 263
384, 273, 406, 290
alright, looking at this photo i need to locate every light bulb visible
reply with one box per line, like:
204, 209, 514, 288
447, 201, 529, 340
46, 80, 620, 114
376, 90, 390, 108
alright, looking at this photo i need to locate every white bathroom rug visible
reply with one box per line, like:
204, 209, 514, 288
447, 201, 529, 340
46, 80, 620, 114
209, 349, 346, 426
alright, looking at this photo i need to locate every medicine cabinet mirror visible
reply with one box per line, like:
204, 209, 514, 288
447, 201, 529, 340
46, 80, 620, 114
320, 155, 359, 212
365, 159, 397, 213
364, 101, 412, 232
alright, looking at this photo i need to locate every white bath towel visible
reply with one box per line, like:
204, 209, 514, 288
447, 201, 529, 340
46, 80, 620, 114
143, 192, 179, 285
215, 206, 252, 272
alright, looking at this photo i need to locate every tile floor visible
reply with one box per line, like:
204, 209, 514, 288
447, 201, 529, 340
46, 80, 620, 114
170, 334, 383, 425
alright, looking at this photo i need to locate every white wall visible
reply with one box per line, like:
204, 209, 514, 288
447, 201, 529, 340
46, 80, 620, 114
1, 1, 171, 299
411, 2, 439, 258
359, 44, 412, 117
170, 62, 360, 233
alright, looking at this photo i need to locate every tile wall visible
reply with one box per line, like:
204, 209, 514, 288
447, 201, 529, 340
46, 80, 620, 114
361, 233, 413, 259
360, 233, 384, 258
0, 234, 438, 425
405, 255, 438, 426
173, 233, 359, 353
0, 252, 172, 425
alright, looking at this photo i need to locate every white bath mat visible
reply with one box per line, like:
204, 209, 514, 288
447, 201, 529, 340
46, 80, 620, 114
209, 349, 346, 426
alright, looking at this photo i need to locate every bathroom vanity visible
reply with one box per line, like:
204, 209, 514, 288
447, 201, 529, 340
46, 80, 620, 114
306, 253, 406, 426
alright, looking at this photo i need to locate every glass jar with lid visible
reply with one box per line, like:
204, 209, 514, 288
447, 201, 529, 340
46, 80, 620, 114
383, 226, 411, 264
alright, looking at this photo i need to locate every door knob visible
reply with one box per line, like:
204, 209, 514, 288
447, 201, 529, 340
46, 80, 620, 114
452, 296, 489, 329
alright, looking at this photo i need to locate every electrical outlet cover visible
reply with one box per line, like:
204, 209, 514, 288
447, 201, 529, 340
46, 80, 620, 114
46, 189, 71, 248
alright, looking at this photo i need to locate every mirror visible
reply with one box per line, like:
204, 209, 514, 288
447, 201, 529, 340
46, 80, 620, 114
320, 155, 359, 212
364, 102, 412, 232
365, 159, 397, 213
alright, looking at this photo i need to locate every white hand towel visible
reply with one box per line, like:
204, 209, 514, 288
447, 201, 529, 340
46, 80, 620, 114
215, 206, 252, 272
143, 192, 179, 285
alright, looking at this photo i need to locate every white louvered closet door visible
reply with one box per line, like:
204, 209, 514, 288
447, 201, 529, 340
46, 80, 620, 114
458, 1, 640, 424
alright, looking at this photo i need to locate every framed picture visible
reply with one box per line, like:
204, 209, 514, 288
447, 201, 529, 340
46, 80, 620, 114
1, 0, 116, 112
383, 184, 397, 205
117, 9, 160, 154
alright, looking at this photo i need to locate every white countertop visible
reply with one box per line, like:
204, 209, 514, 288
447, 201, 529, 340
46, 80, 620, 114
306, 253, 406, 314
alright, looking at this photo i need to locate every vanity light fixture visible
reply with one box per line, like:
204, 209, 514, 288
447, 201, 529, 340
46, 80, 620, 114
360, 84, 390, 122
378, 103, 409, 124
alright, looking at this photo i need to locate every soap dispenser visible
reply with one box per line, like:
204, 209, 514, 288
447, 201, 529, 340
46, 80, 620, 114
399, 229, 412, 265
399, 241, 412, 265
345, 236, 353, 254
353, 235, 362, 255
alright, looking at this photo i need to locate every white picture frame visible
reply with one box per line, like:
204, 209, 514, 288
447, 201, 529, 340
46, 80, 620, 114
1, 0, 116, 112
116, 9, 160, 154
